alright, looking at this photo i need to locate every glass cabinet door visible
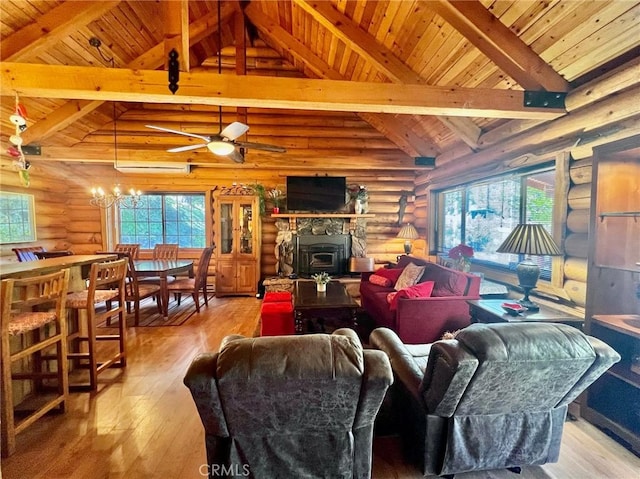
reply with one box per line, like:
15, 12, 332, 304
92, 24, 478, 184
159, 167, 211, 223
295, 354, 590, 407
220, 202, 234, 255
238, 201, 253, 255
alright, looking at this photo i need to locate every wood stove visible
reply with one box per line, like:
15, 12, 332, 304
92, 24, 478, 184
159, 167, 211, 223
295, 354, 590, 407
295, 234, 350, 277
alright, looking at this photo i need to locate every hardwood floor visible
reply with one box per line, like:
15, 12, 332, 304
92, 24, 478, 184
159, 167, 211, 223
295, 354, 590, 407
2, 296, 639, 479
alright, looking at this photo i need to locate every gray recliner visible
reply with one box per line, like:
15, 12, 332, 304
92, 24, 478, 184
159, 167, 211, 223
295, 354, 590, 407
184, 328, 393, 479
370, 323, 620, 477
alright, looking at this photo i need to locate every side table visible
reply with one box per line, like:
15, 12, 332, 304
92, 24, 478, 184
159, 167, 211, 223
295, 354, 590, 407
467, 299, 584, 329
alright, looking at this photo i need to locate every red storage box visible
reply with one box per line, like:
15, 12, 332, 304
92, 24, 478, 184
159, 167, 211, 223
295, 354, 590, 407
260, 301, 295, 336
263, 291, 293, 303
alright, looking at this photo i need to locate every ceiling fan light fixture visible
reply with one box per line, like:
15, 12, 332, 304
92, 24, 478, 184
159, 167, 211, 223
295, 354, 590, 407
207, 140, 235, 156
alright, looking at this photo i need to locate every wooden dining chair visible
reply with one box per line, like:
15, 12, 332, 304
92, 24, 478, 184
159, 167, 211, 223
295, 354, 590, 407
153, 243, 179, 260
65, 258, 127, 390
1, 269, 70, 457
11, 246, 46, 262
167, 246, 215, 313
124, 255, 162, 326
115, 243, 140, 259
140, 244, 180, 286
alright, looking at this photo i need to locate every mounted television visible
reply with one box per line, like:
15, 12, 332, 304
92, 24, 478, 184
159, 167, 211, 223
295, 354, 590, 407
286, 176, 347, 212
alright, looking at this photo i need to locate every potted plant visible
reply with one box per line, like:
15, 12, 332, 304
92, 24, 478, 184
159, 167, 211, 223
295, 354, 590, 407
448, 243, 474, 272
311, 271, 331, 293
269, 188, 283, 214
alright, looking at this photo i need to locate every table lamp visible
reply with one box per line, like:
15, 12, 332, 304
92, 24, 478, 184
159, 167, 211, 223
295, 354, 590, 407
496, 223, 562, 311
397, 223, 419, 255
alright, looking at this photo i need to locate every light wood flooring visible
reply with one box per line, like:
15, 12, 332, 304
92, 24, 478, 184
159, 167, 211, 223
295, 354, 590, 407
2, 296, 639, 479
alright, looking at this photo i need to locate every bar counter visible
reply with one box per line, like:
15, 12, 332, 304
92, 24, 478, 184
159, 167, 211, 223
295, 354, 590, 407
0, 254, 118, 291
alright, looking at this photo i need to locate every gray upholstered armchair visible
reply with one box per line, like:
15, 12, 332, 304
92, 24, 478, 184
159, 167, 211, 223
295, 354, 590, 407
370, 323, 620, 477
184, 328, 393, 479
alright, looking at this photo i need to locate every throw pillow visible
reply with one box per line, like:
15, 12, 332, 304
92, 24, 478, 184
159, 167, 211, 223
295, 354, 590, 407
369, 273, 393, 287
386, 291, 397, 304
394, 262, 426, 291
389, 281, 435, 310
374, 267, 404, 282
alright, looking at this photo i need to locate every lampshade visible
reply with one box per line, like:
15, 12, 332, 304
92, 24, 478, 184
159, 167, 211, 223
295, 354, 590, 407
496, 224, 561, 312
207, 140, 235, 156
397, 223, 419, 255
397, 223, 419, 240
496, 224, 561, 256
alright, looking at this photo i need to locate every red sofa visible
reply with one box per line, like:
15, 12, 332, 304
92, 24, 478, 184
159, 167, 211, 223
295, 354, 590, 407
360, 256, 481, 344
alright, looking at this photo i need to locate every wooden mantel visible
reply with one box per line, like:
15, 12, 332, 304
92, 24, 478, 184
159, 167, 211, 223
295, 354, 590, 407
271, 213, 375, 234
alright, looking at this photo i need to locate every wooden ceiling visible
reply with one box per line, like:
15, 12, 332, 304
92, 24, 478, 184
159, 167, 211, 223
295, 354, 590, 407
1, 0, 639, 174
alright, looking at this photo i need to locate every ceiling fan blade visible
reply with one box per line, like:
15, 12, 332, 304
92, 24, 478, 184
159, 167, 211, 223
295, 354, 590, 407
220, 122, 249, 141
145, 125, 211, 142
235, 141, 287, 153
227, 149, 245, 164
167, 144, 208, 153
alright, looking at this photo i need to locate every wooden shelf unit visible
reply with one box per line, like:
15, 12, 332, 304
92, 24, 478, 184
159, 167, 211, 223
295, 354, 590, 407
582, 135, 640, 455
214, 193, 262, 297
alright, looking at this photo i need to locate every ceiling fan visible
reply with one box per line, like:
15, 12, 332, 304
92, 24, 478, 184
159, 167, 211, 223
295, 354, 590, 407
146, 0, 285, 164
145, 120, 286, 163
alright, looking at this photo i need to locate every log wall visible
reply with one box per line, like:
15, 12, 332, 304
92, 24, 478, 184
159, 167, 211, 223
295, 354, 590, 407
0, 159, 72, 264
564, 153, 592, 307
1, 161, 417, 279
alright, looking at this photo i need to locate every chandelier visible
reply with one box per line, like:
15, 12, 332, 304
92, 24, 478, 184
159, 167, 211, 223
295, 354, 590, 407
90, 184, 141, 209
88, 37, 141, 210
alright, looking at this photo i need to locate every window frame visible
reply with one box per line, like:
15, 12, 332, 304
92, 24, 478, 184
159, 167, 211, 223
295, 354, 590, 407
432, 161, 564, 289
0, 191, 37, 244
115, 192, 207, 250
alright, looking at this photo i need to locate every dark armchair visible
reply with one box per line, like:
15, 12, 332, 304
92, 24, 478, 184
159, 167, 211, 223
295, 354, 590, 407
184, 328, 393, 479
370, 323, 620, 477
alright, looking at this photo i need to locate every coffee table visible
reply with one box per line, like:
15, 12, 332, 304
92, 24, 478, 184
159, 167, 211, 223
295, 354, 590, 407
293, 280, 359, 334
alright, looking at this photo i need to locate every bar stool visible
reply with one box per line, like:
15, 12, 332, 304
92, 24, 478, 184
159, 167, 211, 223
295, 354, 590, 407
65, 258, 127, 390
1, 269, 70, 457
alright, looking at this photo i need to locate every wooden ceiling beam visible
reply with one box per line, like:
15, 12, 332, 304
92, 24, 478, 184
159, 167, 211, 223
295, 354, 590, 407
477, 57, 640, 149
162, 0, 190, 72
424, 0, 570, 92
234, 10, 248, 128
421, 85, 640, 184
292, 0, 421, 84
290, 0, 481, 149
19, 9, 232, 145
246, 4, 437, 157
1, 1, 122, 61
1, 62, 566, 119
34, 146, 419, 169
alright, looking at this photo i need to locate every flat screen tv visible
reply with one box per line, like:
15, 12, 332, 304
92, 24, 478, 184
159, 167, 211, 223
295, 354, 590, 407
286, 176, 347, 212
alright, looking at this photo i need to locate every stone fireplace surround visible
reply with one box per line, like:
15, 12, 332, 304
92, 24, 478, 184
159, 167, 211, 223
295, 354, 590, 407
274, 215, 370, 278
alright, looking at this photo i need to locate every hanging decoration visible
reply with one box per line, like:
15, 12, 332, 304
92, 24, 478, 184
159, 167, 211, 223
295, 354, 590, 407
7, 94, 31, 187
168, 48, 180, 94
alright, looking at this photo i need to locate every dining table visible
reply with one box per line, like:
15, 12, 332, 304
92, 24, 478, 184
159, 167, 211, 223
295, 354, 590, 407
133, 259, 194, 319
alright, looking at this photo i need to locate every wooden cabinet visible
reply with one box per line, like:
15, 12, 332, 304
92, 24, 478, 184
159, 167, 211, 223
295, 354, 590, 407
582, 135, 640, 455
214, 193, 261, 296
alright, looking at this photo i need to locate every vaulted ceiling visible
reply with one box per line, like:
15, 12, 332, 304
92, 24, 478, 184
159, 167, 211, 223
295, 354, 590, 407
1, 0, 639, 177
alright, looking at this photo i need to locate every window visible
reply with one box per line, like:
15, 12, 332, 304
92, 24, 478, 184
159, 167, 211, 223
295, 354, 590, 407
436, 167, 556, 279
0, 192, 36, 243
119, 193, 205, 248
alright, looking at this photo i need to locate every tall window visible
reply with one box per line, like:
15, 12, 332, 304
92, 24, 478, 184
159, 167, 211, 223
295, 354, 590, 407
0, 192, 36, 243
436, 167, 556, 279
119, 193, 205, 248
